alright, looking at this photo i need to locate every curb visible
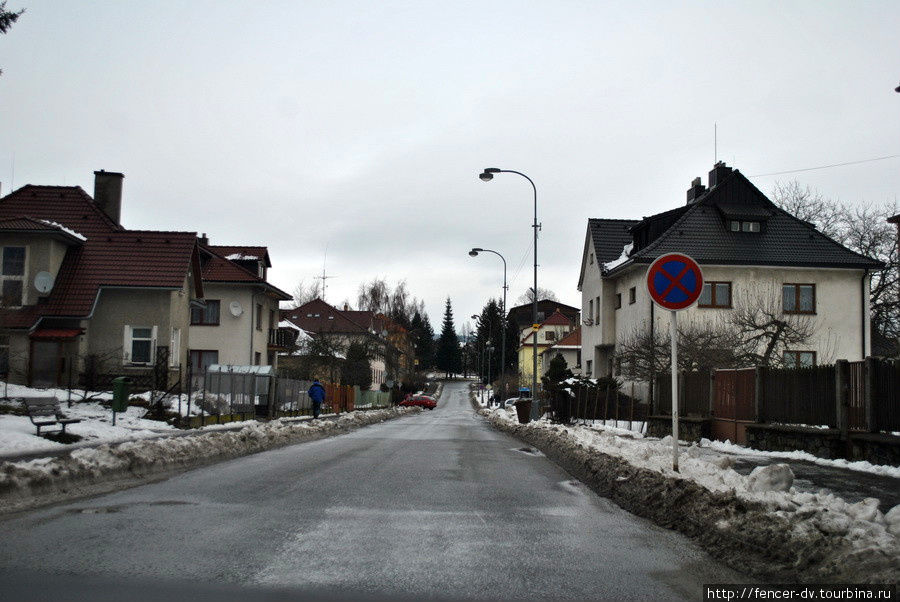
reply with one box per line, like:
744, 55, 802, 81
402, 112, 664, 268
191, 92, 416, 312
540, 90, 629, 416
0, 407, 421, 517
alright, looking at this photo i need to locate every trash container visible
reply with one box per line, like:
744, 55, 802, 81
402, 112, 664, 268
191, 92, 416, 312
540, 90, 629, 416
111, 377, 130, 412
514, 399, 532, 424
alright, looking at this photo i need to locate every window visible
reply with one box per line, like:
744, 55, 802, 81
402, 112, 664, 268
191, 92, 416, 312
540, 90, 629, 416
588, 300, 594, 323
190, 300, 220, 325
1, 246, 25, 306
189, 349, 218, 373
123, 325, 157, 364
615, 293, 622, 309
586, 360, 592, 376
729, 220, 760, 233
545, 331, 556, 342
698, 282, 732, 308
783, 284, 815, 314
536, 311, 545, 322
256, 304, 263, 331
629, 287, 636, 304
254, 351, 261, 365
269, 309, 276, 330
594, 296, 600, 322
589, 252, 594, 265
575, 349, 581, 368
784, 350, 816, 368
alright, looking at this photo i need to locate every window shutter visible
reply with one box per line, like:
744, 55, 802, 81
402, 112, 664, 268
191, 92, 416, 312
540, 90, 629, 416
123, 325, 132, 363
151, 325, 158, 362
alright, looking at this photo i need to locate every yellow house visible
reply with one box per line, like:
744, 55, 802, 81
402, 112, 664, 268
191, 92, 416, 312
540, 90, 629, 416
517, 309, 575, 389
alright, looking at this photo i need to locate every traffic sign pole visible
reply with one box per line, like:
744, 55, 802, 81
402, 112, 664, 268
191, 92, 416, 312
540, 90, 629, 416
645, 253, 703, 473
670, 311, 679, 472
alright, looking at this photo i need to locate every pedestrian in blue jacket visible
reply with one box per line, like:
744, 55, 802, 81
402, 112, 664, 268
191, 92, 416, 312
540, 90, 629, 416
308, 379, 326, 419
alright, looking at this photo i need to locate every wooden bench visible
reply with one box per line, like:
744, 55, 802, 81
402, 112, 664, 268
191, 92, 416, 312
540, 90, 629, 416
23, 397, 81, 436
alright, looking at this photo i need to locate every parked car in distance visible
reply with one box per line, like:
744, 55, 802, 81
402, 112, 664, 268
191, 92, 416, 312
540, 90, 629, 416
399, 395, 437, 410
503, 397, 519, 408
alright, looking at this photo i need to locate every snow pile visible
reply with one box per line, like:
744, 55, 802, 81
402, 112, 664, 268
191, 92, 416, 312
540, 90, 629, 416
0, 407, 419, 514
481, 406, 899, 582
602, 242, 633, 272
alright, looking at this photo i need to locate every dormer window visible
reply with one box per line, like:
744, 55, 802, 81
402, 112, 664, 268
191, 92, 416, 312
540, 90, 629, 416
1, 246, 26, 306
729, 220, 760, 233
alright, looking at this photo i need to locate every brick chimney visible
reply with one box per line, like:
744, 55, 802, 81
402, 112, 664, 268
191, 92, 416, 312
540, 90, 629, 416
93, 170, 124, 225
708, 161, 733, 188
199, 233, 209, 247
686, 176, 706, 204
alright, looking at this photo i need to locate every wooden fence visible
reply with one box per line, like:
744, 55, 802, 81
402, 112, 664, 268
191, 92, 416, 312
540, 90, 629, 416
758, 364, 836, 427
653, 371, 712, 417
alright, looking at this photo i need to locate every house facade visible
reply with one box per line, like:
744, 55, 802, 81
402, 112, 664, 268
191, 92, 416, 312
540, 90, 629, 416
539, 327, 582, 377
187, 241, 291, 374
518, 308, 575, 386
0, 172, 202, 387
578, 163, 882, 395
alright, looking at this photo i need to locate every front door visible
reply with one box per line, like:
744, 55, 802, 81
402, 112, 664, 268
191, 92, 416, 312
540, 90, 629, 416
30, 340, 60, 388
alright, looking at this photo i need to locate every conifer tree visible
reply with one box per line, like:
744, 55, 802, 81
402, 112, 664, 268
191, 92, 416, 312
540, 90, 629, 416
435, 298, 461, 377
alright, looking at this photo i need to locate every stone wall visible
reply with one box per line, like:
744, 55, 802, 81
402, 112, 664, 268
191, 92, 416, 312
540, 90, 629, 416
646, 415, 710, 441
745, 424, 900, 466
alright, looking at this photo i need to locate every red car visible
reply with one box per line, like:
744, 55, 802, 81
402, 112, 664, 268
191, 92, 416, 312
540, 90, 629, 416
399, 395, 437, 410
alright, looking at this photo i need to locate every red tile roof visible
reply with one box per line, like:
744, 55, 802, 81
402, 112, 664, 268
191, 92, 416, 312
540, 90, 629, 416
199, 247, 290, 299
281, 299, 370, 334
542, 308, 574, 327
554, 327, 581, 347
0, 186, 201, 329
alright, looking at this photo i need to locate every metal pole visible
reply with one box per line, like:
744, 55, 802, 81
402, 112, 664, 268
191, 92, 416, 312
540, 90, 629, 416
670, 310, 679, 472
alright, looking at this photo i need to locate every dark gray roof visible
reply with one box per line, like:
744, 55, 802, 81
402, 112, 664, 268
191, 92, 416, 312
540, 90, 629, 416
588, 218, 639, 263
606, 167, 883, 274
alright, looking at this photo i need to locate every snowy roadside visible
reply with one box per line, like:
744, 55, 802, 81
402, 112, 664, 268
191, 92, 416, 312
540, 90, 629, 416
476, 404, 899, 584
0, 407, 420, 516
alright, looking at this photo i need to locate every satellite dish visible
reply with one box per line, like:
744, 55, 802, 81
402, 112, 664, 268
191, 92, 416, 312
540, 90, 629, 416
34, 271, 55, 293
229, 301, 243, 317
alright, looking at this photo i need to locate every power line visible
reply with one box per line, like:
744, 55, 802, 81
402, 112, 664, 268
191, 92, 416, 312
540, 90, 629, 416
748, 154, 900, 178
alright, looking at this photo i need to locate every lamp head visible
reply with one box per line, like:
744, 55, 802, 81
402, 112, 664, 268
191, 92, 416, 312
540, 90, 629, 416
479, 171, 493, 182
469, 248, 482, 257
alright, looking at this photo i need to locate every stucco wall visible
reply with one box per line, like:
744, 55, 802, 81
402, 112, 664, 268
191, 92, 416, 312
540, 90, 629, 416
0, 234, 72, 306
86, 288, 176, 368
188, 284, 281, 368
605, 264, 869, 368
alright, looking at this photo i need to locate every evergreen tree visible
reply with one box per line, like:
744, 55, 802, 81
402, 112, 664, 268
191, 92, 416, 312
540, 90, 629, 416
435, 298, 461, 377
410, 310, 435, 370
474, 298, 504, 383
0, 2, 24, 77
341, 341, 372, 389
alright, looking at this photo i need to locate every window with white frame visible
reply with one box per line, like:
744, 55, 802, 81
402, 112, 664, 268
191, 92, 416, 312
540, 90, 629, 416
123, 325, 157, 364
1, 246, 26, 306
784, 350, 816, 368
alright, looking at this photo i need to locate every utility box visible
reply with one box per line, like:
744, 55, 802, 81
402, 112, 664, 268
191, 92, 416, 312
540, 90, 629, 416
111, 377, 130, 412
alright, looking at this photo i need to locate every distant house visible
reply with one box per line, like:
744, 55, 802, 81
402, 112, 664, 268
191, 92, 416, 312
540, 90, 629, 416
539, 327, 582, 377
279, 299, 393, 388
0, 172, 202, 387
188, 239, 291, 375
578, 162, 883, 396
518, 308, 575, 386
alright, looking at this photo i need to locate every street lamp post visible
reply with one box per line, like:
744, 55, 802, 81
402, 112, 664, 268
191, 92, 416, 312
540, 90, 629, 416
479, 168, 540, 421
469, 247, 508, 402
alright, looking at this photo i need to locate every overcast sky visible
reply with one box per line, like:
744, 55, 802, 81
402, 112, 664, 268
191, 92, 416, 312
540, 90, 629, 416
2, 1, 898, 333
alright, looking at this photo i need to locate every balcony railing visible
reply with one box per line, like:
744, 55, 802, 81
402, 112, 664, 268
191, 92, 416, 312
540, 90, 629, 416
268, 328, 295, 349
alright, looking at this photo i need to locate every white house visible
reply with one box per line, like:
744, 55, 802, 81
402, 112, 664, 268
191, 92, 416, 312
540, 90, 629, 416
577, 162, 882, 396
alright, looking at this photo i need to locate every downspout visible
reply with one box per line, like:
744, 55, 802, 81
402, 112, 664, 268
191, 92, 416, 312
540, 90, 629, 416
249, 290, 259, 365
860, 269, 868, 359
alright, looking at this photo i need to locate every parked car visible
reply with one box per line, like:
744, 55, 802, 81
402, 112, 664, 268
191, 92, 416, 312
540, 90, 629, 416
399, 395, 437, 410
503, 397, 520, 408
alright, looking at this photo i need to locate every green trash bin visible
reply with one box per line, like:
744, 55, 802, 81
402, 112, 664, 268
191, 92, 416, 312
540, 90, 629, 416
111, 377, 130, 413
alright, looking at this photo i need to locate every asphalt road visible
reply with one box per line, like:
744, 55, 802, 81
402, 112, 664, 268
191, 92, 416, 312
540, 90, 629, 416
0, 381, 745, 601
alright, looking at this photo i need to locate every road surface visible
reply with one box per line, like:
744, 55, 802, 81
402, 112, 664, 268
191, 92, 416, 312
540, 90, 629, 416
0, 380, 745, 601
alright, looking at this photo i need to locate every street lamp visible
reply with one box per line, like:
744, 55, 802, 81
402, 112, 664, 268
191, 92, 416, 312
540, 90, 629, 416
469, 247, 508, 402
479, 167, 540, 421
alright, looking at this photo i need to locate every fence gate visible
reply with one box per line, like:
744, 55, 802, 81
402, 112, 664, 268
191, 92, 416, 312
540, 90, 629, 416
712, 368, 756, 445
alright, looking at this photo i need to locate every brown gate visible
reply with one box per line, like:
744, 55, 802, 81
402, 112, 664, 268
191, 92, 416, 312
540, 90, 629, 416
712, 368, 756, 445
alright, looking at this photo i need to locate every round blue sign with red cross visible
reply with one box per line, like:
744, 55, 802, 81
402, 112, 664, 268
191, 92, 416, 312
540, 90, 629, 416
646, 253, 704, 311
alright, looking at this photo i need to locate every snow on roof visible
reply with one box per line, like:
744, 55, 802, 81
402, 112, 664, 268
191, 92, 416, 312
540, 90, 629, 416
279, 320, 313, 341
225, 253, 259, 261
37, 219, 87, 241
603, 241, 633, 271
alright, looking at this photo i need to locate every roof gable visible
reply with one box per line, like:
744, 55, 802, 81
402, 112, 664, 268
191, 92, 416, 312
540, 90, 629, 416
579, 219, 639, 289
281, 299, 370, 334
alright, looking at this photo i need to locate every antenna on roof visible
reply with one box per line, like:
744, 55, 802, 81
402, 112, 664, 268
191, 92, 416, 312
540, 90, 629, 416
314, 244, 336, 302
714, 123, 717, 164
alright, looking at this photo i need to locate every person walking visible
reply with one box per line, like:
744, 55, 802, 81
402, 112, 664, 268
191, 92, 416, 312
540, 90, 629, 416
308, 379, 326, 419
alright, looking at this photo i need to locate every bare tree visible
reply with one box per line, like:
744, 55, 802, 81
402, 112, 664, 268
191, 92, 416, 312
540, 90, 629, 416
291, 279, 320, 308
515, 287, 558, 305
771, 180, 846, 240
728, 284, 816, 367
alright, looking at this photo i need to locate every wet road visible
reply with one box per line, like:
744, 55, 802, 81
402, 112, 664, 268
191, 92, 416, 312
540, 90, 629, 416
0, 381, 745, 601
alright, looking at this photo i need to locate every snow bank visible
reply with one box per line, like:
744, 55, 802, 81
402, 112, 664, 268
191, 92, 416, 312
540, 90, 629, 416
0, 407, 419, 515
480, 406, 899, 583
